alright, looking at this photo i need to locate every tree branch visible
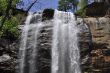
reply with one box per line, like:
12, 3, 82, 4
26, 0, 38, 12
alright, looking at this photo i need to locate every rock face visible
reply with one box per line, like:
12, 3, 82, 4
77, 18, 93, 72
37, 21, 53, 73
42, 9, 54, 21
0, 39, 19, 73
84, 17, 110, 73
85, 2, 108, 17
0, 9, 110, 73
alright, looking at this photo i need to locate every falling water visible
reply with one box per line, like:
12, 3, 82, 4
19, 10, 81, 73
19, 13, 43, 73
52, 10, 81, 73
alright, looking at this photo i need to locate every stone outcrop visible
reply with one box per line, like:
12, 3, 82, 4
84, 17, 110, 73
85, 2, 109, 17
42, 9, 54, 21
0, 9, 110, 73
77, 18, 93, 72
0, 39, 19, 73
37, 21, 53, 73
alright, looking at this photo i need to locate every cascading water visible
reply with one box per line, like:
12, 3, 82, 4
52, 10, 81, 73
19, 10, 81, 73
19, 14, 43, 73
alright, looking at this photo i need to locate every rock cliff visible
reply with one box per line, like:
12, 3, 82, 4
84, 17, 110, 73
0, 9, 110, 73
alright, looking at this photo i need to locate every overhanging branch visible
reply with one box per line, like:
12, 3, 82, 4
26, 0, 38, 12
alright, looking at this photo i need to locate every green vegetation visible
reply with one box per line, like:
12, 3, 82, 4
0, 0, 19, 14
0, 0, 109, 40
0, 0, 39, 40
0, 0, 21, 40
58, 0, 88, 16
76, 8, 86, 17
76, 0, 88, 17
78, 0, 88, 9
58, 0, 78, 12
0, 16, 20, 39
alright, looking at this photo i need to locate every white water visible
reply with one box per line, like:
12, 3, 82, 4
19, 10, 81, 73
19, 14, 43, 73
52, 10, 81, 73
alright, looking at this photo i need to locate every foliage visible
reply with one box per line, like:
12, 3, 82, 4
0, 16, 20, 39
58, 0, 89, 16
76, 8, 86, 17
78, 0, 88, 9
58, 0, 79, 12
75, 0, 88, 17
58, 0, 70, 11
0, 0, 19, 14
0, 0, 20, 40
0, 0, 8, 14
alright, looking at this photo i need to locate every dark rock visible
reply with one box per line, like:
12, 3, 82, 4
85, 2, 108, 17
42, 9, 54, 21
103, 50, 110, 56
0, 38, 19, 73
93, 43, 109, 50
37, 21, 53, 73
77, 19, 93, 72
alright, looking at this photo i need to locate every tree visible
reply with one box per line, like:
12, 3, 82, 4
0, 0, 13, 29
58, 0, 69, 11
75, 0, 88, 17
0, 0, 20, 39
78, 0, 88, 9
0, 0, 19, 29
68, 0, 78, 12
58, 0, 78, 12
0, 0, 19, 15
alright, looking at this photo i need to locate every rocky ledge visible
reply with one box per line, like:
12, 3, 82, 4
84, 17, 110, 73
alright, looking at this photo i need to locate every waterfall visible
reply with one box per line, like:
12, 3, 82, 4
52, 10, 81, 73
19, 14, 43, 73
18, 10, 81, 73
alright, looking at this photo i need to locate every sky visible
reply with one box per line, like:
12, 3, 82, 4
17, 0, 58, 12
17, 0, 94, 13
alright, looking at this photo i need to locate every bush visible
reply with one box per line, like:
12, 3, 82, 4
0, 16, 20, 41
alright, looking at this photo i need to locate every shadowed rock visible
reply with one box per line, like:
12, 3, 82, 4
42, 9, 54, 21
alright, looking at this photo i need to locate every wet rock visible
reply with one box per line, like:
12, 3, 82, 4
37, 21, 53, 73
0, 54, 11, 62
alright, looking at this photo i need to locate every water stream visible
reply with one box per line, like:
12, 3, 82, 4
19, 10, 81, 73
